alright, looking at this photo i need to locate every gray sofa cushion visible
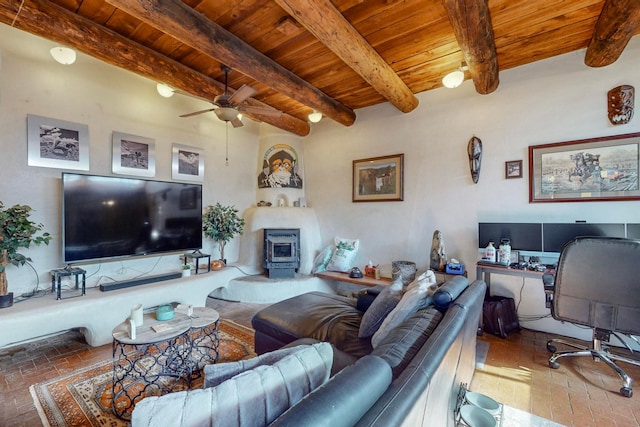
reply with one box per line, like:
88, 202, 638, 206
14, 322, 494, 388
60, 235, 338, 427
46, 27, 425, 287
371, 306, 443, 378
131, 342, 333, 427
358, 277, 403, 338
204, 343, 311, 388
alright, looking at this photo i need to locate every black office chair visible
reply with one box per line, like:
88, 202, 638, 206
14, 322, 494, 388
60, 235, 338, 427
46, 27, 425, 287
543, 237, 640, 397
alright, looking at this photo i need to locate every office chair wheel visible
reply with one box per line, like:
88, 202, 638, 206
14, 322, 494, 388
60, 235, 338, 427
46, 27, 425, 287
620, 387, 633, 398
547, 343, 557, 353
549, 361, 560, 369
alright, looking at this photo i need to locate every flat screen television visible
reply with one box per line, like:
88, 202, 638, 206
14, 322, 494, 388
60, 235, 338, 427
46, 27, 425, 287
62, 173, 203, 264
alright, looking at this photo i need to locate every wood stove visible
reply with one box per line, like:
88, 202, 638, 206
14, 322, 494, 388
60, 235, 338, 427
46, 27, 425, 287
263, 228, 300, 278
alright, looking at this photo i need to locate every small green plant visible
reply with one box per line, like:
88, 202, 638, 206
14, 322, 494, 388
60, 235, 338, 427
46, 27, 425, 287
0, 202, 52, 296
202, 203, 245, 261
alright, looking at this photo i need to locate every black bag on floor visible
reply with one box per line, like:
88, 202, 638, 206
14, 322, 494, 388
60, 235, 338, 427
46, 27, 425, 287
483, 296, 520, 338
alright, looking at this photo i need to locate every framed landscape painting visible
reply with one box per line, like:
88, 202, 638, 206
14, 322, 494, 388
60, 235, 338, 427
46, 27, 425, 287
352, 153, 404, 202
529, 132, 640, 203
112, 131, 156, 177
27, 114, 89, 170
172, 143, 204, 182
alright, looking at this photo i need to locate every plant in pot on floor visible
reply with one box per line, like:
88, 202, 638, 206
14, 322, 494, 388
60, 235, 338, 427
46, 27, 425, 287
0, 202, 52, 308
202, 203, 245, 266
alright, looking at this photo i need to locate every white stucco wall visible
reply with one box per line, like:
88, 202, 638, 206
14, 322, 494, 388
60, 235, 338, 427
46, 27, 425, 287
1, 24, 639, 342
302, 40, 640, 340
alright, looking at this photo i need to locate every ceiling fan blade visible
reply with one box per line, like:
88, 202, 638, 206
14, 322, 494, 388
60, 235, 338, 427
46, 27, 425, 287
241, 105, 283, 118
179, 108, 216, 118
231, 117, 244, 128
228, 84, 257, 105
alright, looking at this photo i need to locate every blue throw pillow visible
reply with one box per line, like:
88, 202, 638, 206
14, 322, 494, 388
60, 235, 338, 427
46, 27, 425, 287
433, 276, 469, 310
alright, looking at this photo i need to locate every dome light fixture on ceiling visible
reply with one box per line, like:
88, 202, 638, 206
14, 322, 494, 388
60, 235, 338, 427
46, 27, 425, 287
50, 47, 76, 65
156, 83, 175, 98
308, 110, 322, 123
442, 62, 468, 89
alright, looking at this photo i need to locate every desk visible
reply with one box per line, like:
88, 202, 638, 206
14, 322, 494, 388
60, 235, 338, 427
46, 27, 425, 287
476, 263, 551, 295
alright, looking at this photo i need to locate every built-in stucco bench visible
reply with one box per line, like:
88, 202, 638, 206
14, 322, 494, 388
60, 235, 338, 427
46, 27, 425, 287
0, 268, 243, 348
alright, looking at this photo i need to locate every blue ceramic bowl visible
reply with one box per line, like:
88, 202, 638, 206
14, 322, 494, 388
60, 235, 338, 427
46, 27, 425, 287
156, 305, 175, 321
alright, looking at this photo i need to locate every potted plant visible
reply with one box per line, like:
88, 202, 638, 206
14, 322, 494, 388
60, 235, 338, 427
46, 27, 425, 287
0, 202, 52, 308
202, 203, 245, 264
181, 263, 192, 277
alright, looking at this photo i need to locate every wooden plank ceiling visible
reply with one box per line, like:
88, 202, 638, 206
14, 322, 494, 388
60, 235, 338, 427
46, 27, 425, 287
1, 0, 640, 136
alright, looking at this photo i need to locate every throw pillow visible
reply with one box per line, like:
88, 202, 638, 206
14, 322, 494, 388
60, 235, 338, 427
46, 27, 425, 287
433, 276, 469, 310
310, 245, 333, 274
358, 277, 403, 338
132, 342, 333, 427
326, 237, 360, 273
204, 343, 308, 388
371, 270, 436, 348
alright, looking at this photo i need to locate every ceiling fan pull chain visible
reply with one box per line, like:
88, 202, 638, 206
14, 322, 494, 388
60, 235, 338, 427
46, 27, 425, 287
225, 122, 229, 166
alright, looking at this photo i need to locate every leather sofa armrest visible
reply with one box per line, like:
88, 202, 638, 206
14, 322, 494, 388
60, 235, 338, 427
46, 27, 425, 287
269, 355, 392, 427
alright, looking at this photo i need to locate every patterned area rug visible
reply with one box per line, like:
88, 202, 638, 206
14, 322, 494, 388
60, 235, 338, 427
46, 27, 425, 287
30, 320, 256, 427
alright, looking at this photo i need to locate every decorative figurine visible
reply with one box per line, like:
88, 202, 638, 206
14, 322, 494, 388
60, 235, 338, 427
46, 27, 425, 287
430, 230, 447, 272
467, 136, 482, 184
608, 85, 634, 125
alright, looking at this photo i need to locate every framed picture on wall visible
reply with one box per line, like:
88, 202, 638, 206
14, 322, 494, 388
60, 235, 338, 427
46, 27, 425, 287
529, 132, 640, 203
172, 143, 204, 182
352, 153, 404, 202
505, 160, 523, 179
27, 114, 90, 170
112, 132, 156, 177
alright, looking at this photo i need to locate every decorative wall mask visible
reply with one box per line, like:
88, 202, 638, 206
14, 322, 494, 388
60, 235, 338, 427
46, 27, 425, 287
258, 144, 303, 188
467, 136, 482, 184
608, 85, 634, 125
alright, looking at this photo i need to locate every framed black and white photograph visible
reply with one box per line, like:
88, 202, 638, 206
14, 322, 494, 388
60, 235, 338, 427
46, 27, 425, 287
112, 132, 156, 177
505, 160, 523, 179
27, 114, 89, 170
172, 143, 204, 182
352, 153, 404, 202
529, 132, 640, 203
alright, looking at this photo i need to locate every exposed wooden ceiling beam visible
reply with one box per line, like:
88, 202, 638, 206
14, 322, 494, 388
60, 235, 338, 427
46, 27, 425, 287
442, 0, 499, 94
106, 0, 356, 127
0, 0, 310, 136
585, 0, 640, 67
275, 0, 419, 113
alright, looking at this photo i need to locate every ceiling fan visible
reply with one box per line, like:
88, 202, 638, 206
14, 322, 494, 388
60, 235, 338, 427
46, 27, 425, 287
179, 65, 282, 127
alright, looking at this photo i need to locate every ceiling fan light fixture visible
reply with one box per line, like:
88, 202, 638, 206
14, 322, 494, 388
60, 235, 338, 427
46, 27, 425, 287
156, 83, 174, 98
308, 110, 322, 123
50, 47, 76, 65
215, 106, 239, 122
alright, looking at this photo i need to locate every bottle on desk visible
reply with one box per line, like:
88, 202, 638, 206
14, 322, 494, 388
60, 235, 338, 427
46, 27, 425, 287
483, 241, 496, 263
498, 238, 511, 266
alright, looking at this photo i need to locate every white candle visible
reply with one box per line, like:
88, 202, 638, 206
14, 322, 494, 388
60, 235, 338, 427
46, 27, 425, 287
131, 304, 144, 326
